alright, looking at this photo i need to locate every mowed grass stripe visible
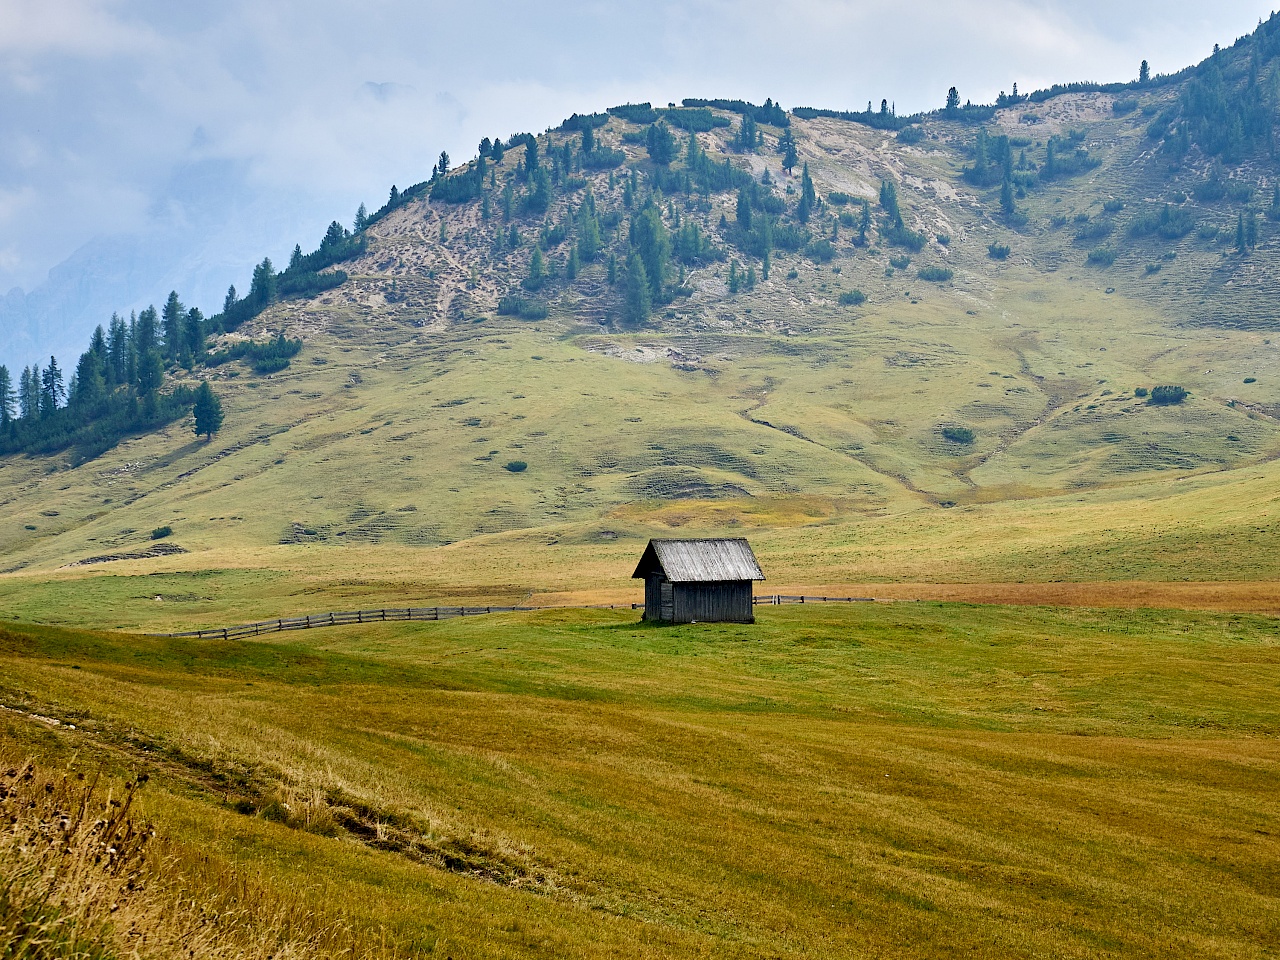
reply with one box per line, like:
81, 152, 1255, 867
2, 603, 1277, 957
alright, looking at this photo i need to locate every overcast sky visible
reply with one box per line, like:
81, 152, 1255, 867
1, 0, 1276, 354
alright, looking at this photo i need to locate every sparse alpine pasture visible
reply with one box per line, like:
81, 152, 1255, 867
3, 602, 1278, 958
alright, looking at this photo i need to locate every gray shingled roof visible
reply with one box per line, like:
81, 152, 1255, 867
631, 538, 766, 582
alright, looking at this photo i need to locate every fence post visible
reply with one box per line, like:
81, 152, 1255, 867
222, 627, 228, 640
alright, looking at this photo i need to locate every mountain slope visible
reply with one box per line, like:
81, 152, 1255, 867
4, 23, 1280, 583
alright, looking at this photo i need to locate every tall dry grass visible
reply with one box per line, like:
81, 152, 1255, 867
0, 756, 394, 960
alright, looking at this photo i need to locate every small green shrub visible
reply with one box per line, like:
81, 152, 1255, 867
941, 426, 976, 444
936, 233, 950, 246
889, 255, 912, 270
151, 526, 173, 540
504, 461, 528, 472
988, 243, 1011, 260
1086, 248, 1116, 267
838, 290, 866, 306
917, 266, 954, 283
1148, 385, 1188, 405
1134, 387, 1148, 397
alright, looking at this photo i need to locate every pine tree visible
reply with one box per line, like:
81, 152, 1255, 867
73, 344, 105, 407
491, 138, 504, 164
1001, 175, 1016, 216
0, 365, 12, 426
40, 356, 65, 417
289, 244, 303, 271
183, 307, 205, 361
646, 122, 678, 165
577, 202, 602, 261
736, 188, 753, 230
778, 130, 798, 174
728, 260, 740, 294
192, 381, 224, 441
762, 246, 771, 281
354, 203, 368, 231
524, 247, 546, 290
566, 244, 580, 280
1139, 60, 1150, 84
624, 252, 652, 326
19, 366, 36, 420
946, 87, 960, 113
162, 291, 184, 360
525, 136, 539, 177
581, 123, 595, 155
107, 313, 129, 385
630, 202, 670, 298
223, 285, 238, 314
879, 180, 902, 227
479, 137, 493, 158
250, 258, 277, 307
608, 252, 618, 285
1236, 212, 1247, 252
797, 163, 816, 222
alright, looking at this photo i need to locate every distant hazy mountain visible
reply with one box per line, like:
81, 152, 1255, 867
0, 158, 356, 370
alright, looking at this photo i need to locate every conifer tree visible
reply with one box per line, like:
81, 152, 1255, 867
577, 202, 602, 261
40, 356, 65, 417
223, 285, 238, 314
566, 244, 580, 280
0, 365, 12, 426
183, 308, 205, 362
1139, 60, 1150, 84
162, 291, 185, 360
438, 150, 450, 175
19, 366, 36, 420
581, 123, 595, 155
525, 136, 539, 177
646, 122, 678, 165
192, 381, 224, 441
354, 202, 368, 231
778, 130, 798, 174
736, 188, 753, 230
797, 163, 816, 222
289, 244, 303, 271
629, 202, 670, 298
946, 87, 960, 114
608, 252, 618, 285
107, 313, 130, 385
491, 138, 504, 163
524, 247, 546, 289
624, 252, 652, 326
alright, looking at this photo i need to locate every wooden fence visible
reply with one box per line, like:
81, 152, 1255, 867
156, 596, 883, 640
157, 604, 644, 640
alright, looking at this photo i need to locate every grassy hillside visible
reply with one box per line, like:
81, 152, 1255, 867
3, 604, 1277, 958
2, 21, 1280, 610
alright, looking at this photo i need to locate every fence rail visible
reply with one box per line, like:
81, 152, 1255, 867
753, 595, 878, 605
155, 595, 884, 639
156, 604, 644, 640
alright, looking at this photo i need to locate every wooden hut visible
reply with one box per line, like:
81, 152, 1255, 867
632, 538, 766, 624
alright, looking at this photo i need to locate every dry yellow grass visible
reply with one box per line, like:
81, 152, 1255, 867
2, 603, 1278, 958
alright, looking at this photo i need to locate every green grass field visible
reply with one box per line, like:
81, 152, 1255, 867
3, 603, 1277, 957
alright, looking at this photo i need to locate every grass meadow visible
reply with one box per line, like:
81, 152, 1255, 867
3, 602, 1277, 957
